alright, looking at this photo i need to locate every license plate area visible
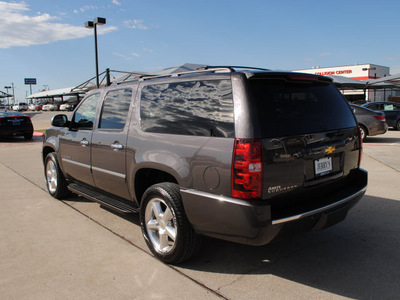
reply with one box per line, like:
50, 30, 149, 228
314, 157, 332, 176
12, 120, 20, 126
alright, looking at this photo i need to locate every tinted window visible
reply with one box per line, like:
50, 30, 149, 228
73, 93, 100, 129
249, 79, 357, 137
366, 103, 381, 110
140, 80, 234, 137
99, 88, 132, 130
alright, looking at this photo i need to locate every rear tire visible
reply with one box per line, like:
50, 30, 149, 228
140, 183, 201, 264
396, 120, 400, 131
359, 125, 367, 142
24, 132, 33, 140
45, 152, 70, 199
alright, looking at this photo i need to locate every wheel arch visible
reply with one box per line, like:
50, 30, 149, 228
42, 145, 56, 163
359, 123, 369, 136
134, 168, 178, 205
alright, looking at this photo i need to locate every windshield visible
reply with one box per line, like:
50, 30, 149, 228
249, 78, 357, 137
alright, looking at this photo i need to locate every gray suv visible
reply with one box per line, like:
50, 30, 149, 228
43, 66, 368, 264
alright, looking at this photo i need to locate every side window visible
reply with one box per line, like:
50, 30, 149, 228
73, 93, 100, 129
140, 80, 234, 137
383, 104, 394, 111
99, 88, 132, 130
367, 103, 380, 110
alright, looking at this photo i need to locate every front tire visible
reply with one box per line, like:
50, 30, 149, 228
140, 183, 201, 264
396, 120, 400, 131
45, 152, 70, 199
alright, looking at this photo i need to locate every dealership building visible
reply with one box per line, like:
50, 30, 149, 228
295, 64, 399, 102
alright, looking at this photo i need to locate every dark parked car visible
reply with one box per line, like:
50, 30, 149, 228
351, 104, 388, 141
362, 101, 400, 130
0, 110, 34, 140
42, 66, 367, 264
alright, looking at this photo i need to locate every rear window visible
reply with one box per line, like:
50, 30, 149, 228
249, 79, 357, 137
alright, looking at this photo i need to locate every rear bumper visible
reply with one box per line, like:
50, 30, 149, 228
369, 122, 388, 137
0, 124, 33, 137
181, 168, 367, 246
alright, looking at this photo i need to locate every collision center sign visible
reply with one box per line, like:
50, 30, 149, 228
314, 70, 353, 76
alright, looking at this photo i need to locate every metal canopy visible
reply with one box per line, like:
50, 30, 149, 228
26, 87, 81, 99
328, 75, 368, 89
366, 73, 400, 86
328, 75, 400, 90
0, 91, 12, 98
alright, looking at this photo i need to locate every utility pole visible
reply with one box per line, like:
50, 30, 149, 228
12, 83, 15, 105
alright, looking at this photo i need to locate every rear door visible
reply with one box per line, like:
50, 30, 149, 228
247, 75, 359, 199
91, 87, 134, 199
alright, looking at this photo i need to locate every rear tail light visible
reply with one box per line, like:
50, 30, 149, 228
232, 139, 262, 199
358, 127, 363, 167
373, 115, 386, 121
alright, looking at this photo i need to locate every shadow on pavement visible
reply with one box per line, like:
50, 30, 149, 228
365, 136, 400, 144
0, 135, 43, 144
179, 194, 400, 299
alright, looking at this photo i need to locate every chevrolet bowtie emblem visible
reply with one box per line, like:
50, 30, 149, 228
325, 146, 335, 154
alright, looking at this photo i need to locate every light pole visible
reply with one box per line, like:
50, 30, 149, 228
4, 86, 11, 107
85, 17, 106, 88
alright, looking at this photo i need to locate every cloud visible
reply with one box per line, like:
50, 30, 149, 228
123, 19, 148, 30
320, 52, 331, 57
75, 5, 98, 13
385, 56, 397, 61
0, 1, 117, 49
112, 0, 122, 5
114, 52, 140, 60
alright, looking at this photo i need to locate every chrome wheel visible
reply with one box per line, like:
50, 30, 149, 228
140, 183, 201, 264
46, 159, 58, 194
360, 126, 366, 142
44, 152, 69, 199
145, 197, 177, 254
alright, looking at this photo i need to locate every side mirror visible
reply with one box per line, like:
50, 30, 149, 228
51, 114, 69, 127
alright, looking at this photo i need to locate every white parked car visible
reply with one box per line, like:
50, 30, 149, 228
59, 103, 74, 111
28, 104, 36, 111
12, 103, 28, 111
42, 103, 58, 111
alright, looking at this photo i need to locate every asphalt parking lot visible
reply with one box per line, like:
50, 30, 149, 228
1, 111, 399, 299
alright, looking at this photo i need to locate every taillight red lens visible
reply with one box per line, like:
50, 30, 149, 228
373, 115, 386, 121
358, 127, 363, 167
232, 139, 262, 199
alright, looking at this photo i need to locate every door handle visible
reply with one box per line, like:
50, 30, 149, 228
111, 142, 124, 151
80, 139, 89, 147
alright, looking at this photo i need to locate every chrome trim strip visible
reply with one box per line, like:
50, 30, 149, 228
271, 186, 367, 225
62, 158, 91, 170
181, 185, 367, 226
62, 158, 126, 179
91, 166, 126, 179
180, 189, 254, 207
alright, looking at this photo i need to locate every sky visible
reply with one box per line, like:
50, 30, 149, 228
1, 0, 400, 102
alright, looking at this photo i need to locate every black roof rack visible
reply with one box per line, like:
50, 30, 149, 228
114, 65, 271, 85
197, 66, 270, 72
